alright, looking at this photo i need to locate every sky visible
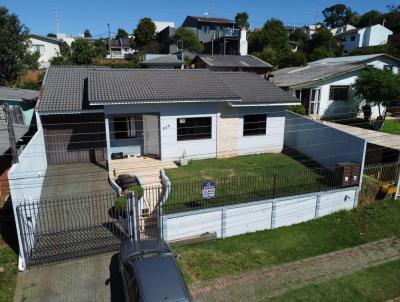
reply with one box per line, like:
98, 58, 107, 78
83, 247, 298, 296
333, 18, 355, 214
1, 0, 393, 37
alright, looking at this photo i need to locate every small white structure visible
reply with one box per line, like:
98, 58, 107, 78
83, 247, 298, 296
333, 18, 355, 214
271, 54, 400, 120
56, 33, 76, 46
304, 24, 322, 38
239, 28, 248, 56
154, 21, 175, 33
330, 24, 356, 35
28, 34, 61, 69
335, 24, 393, 54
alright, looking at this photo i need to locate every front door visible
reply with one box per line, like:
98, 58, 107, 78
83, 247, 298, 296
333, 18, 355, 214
143, 114, 160, 158
309, 88, 321, 119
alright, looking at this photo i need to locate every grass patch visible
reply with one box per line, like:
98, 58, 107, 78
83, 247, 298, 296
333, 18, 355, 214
164, 154, 332, 213
269, 259, 400, 301
174, 199, 400, 283
381, 119, 400, 135
0, 237, 18, 302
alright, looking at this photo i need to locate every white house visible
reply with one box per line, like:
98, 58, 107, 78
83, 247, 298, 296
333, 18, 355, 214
28, 34, 61, 69
34, 66, 300, 165
335, 24, 393, 54
271, 54, 400, 120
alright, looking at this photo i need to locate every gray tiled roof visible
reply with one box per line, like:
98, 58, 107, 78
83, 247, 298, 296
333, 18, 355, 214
38, 66, 301, 112
189, 16, 235, 24
215, 72, 300, 105
0, 87, 39, 101
36, 66, 107, 113
0, 121, 30, 155
197, 55, 272, 68
271, 63, 366, 87
88, 69, 241, 104
142, 54, 183, 65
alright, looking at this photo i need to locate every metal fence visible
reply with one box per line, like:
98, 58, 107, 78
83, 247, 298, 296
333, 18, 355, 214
363, 162, 399, 183
16, 191, 160, 267
160, 166, 356, 214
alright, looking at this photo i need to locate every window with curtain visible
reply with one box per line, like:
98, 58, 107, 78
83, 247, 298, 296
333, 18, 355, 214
114, 117, 136, 139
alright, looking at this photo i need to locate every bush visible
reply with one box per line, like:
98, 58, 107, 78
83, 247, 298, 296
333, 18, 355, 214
114, 185, 144, 213
288, 105, 306, 115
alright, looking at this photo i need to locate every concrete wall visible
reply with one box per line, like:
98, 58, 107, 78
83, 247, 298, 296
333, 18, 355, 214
284, 112, 366, 170
105, 103, 286, 162
8, 128, 47, 269
162, 187, 358, 242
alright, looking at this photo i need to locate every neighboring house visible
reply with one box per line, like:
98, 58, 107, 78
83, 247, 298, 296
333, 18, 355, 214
154, 21, 175, 33
304, 24, 322, 39
35, 66, 300, 166
28, 34, 61, 69
192, 54, 272, 74
330, 24, 356, 36
335, 24, 393, 54
0, 87, 38, 204
107, 38, 135, 59
271, 53, 400, 120
158, 15, 242, 55
141, 54, 184, 69
56, 33, 76, 46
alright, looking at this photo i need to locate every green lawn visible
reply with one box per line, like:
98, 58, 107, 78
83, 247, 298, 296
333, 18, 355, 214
270, 259, 400, 302
0, 237, 18, 302
174, 199, 400, 283
381, 119, 400, 135
164, 153, 331, 213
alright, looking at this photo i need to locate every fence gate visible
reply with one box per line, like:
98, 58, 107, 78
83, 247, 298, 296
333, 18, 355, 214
16, 188, 164, 268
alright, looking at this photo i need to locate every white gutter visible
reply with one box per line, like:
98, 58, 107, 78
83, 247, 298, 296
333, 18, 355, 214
229, 102, 301, 107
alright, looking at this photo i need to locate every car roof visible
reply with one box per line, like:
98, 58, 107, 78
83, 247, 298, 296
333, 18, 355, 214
120, 240, 171, 260
131, 254, 190, 302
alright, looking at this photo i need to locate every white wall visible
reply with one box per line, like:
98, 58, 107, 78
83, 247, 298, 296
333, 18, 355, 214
238, 107, 286, 155
162, 187, 358, 242
341, 25, 393, 53
29, 37, 60, 69
105, 103, 286, 162
8, 127, 48, 270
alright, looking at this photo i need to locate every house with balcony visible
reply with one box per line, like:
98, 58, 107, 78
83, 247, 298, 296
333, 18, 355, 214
158, 15, 243, 55
107, 38, 135, 59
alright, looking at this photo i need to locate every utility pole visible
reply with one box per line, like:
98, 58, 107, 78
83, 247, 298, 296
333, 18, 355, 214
107, 23, 112, 59
3, 105, 18, 164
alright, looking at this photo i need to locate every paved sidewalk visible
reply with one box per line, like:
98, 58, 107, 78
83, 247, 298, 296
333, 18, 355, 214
190, 237, 400, 302
13, 252, 124, 302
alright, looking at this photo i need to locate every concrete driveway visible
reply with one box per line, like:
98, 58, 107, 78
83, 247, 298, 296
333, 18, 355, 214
13, 252, 124, 302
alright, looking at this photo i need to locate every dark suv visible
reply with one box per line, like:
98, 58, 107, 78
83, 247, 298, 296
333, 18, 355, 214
119, 239, 192, 302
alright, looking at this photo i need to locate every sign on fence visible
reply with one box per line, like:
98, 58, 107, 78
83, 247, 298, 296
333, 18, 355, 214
202, 180, 216, 199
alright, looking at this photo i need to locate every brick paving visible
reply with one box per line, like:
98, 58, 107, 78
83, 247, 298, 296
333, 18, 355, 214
190, 237, 400, 302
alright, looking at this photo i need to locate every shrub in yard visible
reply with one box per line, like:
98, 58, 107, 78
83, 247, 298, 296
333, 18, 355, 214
288, 105, 306, 115
114, 185, 144, 214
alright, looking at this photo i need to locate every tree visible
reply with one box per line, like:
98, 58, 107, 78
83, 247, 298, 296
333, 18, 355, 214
289, 28, 308, 44
322, 4, 359, 28
354, 69, 400, 126
263, 19, 291, 52
70, 38, 95, 65
93, 38, 108, 58
0, 6, 39, 85
279, 51, 307, 68
47, 33, 57, 37
83, 29, 92, 38
305, 28, 342, 61
134, 18, 156, 51
173, 27, 204, 53
116, 28, 129, 40
254, 47, 279, 67
235, 12, 250, 30
358, 10, 382, 27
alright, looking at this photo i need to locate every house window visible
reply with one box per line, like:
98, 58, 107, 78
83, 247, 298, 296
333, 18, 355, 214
176, 40, 184, 50
114, 117, 137, 139
329, 86, 350, 101
202, 26, 210, 33
177, 117, 212, 141
30, 44, 45, 55
384, 65, 393, 72
243, 114, 267, 136
350, 35, 356, 41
